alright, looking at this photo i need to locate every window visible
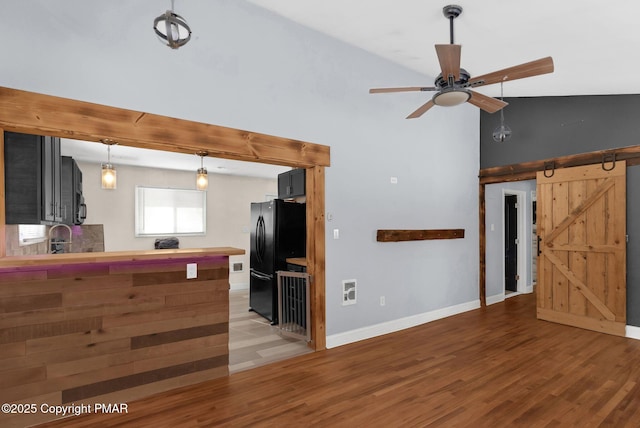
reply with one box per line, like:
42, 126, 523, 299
135, 186, 206, 237
18, 224, 47, 245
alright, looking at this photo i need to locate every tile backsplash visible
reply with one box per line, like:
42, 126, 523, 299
5, 224, 105, 256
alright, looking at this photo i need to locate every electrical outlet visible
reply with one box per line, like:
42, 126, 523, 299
333, 229, 340, 239
380, 296, 386, 306
186, 263, 197, 279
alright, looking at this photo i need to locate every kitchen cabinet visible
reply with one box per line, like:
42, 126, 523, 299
4, 131, 63, 224
61, 156, 85, 225
277, 168, 305, 199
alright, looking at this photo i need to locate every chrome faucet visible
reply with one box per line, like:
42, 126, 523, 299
48, 224, 73, 254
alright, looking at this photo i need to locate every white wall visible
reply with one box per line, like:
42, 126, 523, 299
77, 161, 277, 289
1, 0, 480, 345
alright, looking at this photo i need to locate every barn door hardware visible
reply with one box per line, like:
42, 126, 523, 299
543, 161, 555, 178
602, 153, 616, 171
537, 236, 542, 256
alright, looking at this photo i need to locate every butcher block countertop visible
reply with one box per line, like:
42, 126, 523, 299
0, 247, 245, 269
286, 257, 307, 267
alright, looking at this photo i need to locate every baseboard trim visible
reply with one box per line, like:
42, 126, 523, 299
626, 325, 640, 340
486, 293, 504, 305
326, 299, 481, 349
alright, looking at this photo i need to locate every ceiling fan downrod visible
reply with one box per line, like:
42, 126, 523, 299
443, 5, 463, 44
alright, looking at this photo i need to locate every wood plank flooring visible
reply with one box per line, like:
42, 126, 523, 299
35, 293, 640, 427
229, 289, 312, 373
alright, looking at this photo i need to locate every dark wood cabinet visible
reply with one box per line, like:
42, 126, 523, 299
277, 168, 305, 199
4, 131, 63, 224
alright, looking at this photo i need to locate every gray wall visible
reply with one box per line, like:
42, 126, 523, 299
1, 1, 480, 343
481, 94, 640, 326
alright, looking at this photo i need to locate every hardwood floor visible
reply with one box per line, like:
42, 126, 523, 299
36, 293, 640, 427
229, 289, 312, 373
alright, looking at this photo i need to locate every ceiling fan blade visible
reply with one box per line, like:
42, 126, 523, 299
435, 44, 461, 81
467, 90, 508, 113
468, 57, 554, 87
370, 86, 436, 94
406, 100, 436, 119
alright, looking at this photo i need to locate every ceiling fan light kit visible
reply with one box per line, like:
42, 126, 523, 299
369, 4, 554, 119
433, 88, 471, 107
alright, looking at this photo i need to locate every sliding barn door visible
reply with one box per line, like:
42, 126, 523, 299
536, 162, 626, 336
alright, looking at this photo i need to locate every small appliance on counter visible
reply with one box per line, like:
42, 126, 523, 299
249, 199, 306, 324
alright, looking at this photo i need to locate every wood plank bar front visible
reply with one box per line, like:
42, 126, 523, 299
0, 247, 243, 427
376, 229, 465, 242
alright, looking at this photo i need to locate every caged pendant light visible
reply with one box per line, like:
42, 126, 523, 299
492, 82, 512, 142
101, 140, 117, 189
153, 0, 191, 49
196, 151, 208, 191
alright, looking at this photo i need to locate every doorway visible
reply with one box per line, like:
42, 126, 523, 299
504, 194, 518, 293
502, 189, 528, 297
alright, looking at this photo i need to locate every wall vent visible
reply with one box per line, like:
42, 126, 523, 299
342, 279, 357, 306
231, 262, 244, 272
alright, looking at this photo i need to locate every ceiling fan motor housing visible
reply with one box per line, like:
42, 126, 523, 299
435, 68, 470, 90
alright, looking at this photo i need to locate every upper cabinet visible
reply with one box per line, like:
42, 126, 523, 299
278, 168, 305, 199
61, 156, 86, 226
4, 131, 64, 224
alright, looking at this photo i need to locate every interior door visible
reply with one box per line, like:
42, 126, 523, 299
536, 162, 626, 336
505, 195, 518, 292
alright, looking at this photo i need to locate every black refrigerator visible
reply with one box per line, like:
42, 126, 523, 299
250, 199, 306, 324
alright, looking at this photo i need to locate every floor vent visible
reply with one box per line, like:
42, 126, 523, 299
342, 279, 357, 305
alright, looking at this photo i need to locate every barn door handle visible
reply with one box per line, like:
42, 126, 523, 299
602, 153, 616, 171
537, 236, 542, 256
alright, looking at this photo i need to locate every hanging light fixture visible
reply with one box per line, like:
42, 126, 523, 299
196, 151, 208, 191
101, 140, 117, 189
493, 82, 512, 142
153, 0, 191, 49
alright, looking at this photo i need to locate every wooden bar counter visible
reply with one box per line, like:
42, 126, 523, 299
0, 247, 244, 428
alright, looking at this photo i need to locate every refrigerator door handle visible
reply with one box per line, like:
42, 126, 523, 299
250, 269, 272, 281
256, 215, 264, 263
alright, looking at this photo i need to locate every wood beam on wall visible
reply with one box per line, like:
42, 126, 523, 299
0, 86, 330, 169
376, 229, 465, 242
479, 145, 640, 184
306, 166, 326, 350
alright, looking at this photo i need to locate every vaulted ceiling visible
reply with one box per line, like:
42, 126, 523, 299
13, 1, 640, 176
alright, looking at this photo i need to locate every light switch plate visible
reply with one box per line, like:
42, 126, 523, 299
186, 263, 197, 279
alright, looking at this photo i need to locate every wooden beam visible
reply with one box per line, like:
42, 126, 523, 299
479, 183, 486, 307
306, 166, 326, 350
479, 144, 640, 184
0, 86, 330, 168
376, 229, 465, 242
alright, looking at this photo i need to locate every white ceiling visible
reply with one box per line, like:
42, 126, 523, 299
60, 139, 290, 179
48, 1, 640, 175
247, 0, 640, 98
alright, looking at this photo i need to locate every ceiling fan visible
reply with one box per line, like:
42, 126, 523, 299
369, 4, 554, 119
